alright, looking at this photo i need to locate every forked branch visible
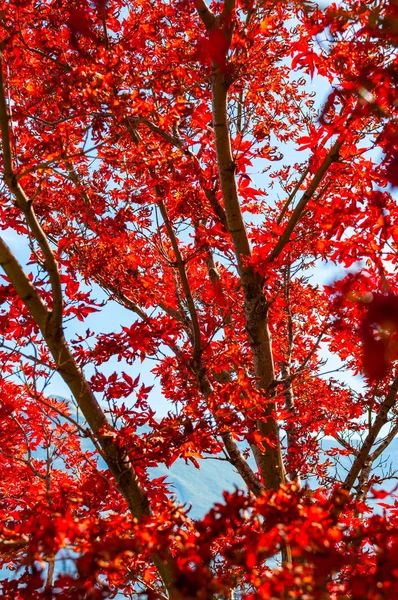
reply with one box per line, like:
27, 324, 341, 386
342, 374, 398, 492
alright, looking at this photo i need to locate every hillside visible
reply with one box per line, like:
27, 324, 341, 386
151, 437, 398, 519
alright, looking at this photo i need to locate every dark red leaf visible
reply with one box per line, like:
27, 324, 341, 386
198, 28, 230, 73
386, 155, 398, 187
68, 7, 98, 50
360, 293, 398, 380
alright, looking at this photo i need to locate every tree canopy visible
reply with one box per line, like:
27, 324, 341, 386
0, 0, 398, 598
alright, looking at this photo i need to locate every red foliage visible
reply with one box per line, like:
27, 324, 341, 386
0, 0, 398, 598
67, 6, 99, 51
198, 27, 230, 73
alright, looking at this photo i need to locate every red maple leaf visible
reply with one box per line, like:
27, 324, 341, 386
198, 27, 230, 73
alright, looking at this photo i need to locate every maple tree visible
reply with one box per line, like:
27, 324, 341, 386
0, 0, 398, 597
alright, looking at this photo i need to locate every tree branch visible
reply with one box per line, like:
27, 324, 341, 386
0, 53, 63, 332
125, 122, 203, 362
157, 199, 202, 363
211, 69, 285, 491
276, 166, 309, 225
134, 117, 228, 229
282, 263, 301, 484
369, 420, 398, 462
0, 240, 182, 599
333, 433, 358, 457
194, 0, 216, 29
222, 0, 236, 16
342, 374, 398, 492
95, 275, 149, 321
63, 156, 98, 222
194, 360, 265, 497
0, 536, 29, 557
268, 137, 343, 263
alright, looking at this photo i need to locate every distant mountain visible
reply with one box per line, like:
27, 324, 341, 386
151, 437, 398, 519
150, 453, 256, 519
16, 400, 398, 517
45, 399, 398, 517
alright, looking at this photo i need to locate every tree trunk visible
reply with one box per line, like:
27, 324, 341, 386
211, 71, 285, 490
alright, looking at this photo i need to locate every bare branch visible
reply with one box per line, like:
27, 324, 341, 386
355, 460, 372, 505
44, 557, 55, 591
342, 374, 398, 492
222, 430, 265, 496
222, 0, 236, 16
370, 420, 398, 462
276, 167, 310, 225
